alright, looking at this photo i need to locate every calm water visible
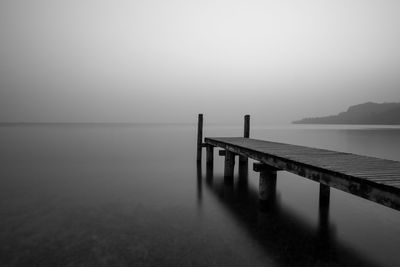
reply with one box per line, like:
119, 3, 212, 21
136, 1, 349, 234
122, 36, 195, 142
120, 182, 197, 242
0, 124, 400, 267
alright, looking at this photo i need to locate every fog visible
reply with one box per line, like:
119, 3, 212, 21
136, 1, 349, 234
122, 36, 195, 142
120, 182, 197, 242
1, 0, 399, 124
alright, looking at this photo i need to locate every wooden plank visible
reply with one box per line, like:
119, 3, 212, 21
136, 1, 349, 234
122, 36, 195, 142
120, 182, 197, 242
344, 171, 400, 176
353, 173, 400, 178
367, 179, 400, 182
357, 174, 400, 178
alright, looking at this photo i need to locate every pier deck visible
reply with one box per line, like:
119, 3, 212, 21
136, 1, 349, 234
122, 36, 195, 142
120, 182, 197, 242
204, 137, 400, 211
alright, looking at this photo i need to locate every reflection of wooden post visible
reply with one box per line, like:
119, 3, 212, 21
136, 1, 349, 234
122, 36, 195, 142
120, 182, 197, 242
319, 184, 330, 227
238, 159, 249, 198
196, 114, 203, 162
206, 145, 214, 166
206, 163, 213, 184
254, 163, 277, 203
238, 159, 248, 182
240, 115, 250, 165
319, 184, 330, 207
224, 151, 235, 179
196, 162, 202, 204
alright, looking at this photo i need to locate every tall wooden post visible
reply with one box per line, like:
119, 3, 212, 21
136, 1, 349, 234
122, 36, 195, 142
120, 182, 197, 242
244, 114, 250, 138
240, 115, 250, 165
197, 114, 203, 162
224, 151, 235, 179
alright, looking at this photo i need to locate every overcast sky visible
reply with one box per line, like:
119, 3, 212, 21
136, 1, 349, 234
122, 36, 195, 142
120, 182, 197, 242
0, 0, 399, 124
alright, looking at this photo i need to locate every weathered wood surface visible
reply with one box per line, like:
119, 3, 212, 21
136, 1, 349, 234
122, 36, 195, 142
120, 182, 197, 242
204, 137, 400, 211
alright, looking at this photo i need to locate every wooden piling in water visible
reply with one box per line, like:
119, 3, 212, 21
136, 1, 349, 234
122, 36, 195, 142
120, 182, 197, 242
206, 145, 214, 165
197, 114, 203, 162
254, 163, 277, 203
240, 115, 250, 165
224, 151, 235, 179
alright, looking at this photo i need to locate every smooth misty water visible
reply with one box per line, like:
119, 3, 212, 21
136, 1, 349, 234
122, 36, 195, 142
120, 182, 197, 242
1, 124, 400, 267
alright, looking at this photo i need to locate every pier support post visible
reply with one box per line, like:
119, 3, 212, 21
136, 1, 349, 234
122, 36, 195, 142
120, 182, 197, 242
206, 145, 214, 166
239, 115, 250, 166
197, 114, 203, 162
254, 163, 277, 204
206, 162, 213, 184
224, 151, 235, 180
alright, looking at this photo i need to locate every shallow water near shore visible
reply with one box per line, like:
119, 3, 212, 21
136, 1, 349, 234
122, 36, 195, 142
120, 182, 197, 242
1, 123, 400, 267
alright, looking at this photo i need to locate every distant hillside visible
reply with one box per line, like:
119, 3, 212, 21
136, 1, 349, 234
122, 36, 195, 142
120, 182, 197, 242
293, 102, 400, 124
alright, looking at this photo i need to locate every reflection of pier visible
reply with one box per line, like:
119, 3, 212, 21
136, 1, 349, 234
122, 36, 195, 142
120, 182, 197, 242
196, 163, 382, 267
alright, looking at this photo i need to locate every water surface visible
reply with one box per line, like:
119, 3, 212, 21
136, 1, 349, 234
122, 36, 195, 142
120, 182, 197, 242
1, 124, 400, 266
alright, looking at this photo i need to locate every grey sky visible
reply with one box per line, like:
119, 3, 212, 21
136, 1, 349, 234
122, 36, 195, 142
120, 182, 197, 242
1, 0, 399, 124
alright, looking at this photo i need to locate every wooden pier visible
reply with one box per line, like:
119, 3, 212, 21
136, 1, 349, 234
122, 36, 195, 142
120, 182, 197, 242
196, 114, 400, 211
